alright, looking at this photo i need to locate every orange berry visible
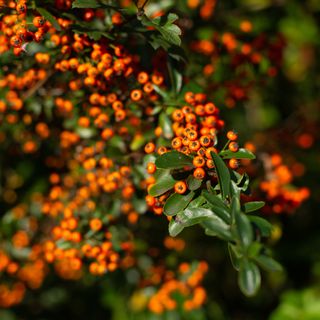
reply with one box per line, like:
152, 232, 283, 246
174, 181, 187, 194
193, 167, 205, 180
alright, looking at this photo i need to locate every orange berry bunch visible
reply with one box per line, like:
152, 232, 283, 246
0, 0, 53, 55
145, 92, 247, 215
147, 261, 208, 314
258, 153, 310, 214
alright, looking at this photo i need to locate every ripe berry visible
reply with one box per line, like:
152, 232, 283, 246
227, 130, 238, 141
193, 167, 205, 180
146, 162, 156, 174
229, 141, 239, 152
174, 181, 187, 194
229, 158, 239, 169
33, 16, 46, 28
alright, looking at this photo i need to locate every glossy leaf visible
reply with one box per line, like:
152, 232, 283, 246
210, 151, 231, 199
168, 216, 184, 237
187, 174, 202, 190
220, 148, 256, 160
244, 201, 266, 213
148, 173, 176, 197
163, 192, 195, 216
155, 151, 193, 169
254, 255, 283, 272
36, 8, 61, 31
236, 213, 253, 249
228, 244, 242, 271
168, 207, 213, 237
202, 191, 230, 223
249, 216, 273, 237
141, 13, 182, 46
238, 259, 261, 297
159, 112, 173, 139
201, 216, 233, 241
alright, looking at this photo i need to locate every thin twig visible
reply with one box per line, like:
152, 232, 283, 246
22, 70, 53, 100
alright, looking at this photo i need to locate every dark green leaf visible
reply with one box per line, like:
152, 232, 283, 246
202, 191, 230, 223
168, 207, 213, 237
201, 216, 233, 241
141, 13, 182, 46
254, 255, 283, 272
72, 0, 101, 8
159, 112, 173, 139
220, 148, 256, 160
210, 151, 231, 199
236, 213, 253, 249
168, 217, 184, 237
228, 244, 242, 271
231, 194, 241, 222
189, 195, 206, 208
148, 173, 176, 197
238, 259, 261, 297
155, 151, 193, 169
163, 192, 195, 216
36, 8, 61, 31
186, 174, 202, 191
244, 201, 265, 213
249, 216, 273, 237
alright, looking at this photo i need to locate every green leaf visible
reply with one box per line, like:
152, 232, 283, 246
36, 8, 61, 31
186, 174, 202, 191
159, 112, 173, 139
72, 0, 101, 8
201, 216, 233, 241
148, 173, 176, 197
141, 13, 182, 46
202, 191, 230, 223
228, 244, 242, 271
238, 259, 261, 297
244, 201, 265, 213
163, 192, 195, 216
155, 151, 193, 169
249, 216, 273, 237
168, 207, 213, 237
210, 151, 231, 199
168, 217, 184, 237
236, 213, 253, 249
220, 148, 256, 160
254, 255, 283, 272
231, 194, 241, 222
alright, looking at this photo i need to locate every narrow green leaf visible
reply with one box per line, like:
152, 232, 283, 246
36, 8, 61, 31
186, 174, 202, 191
163, 192, 195, 216
155, 151, 193, 169
72, 0, 101, 8
244, 201, 265, 213
236, 213, 253, 249
201, 216, 233, 241
231, 194, 241, 222
168, 207, 213, 237
159, 112, 173, 139
168, 216, 184, 237
228, 244, 242, 271
148, 173, 176, 197
189, 195, 206, 208
249, 216, 273, 237
254, 255, 283, 272
220, 148, 256, 160
202, 191, 230, 223
238, 259, 261, 297
210, 151, 231, 199
141, 13, 182, 46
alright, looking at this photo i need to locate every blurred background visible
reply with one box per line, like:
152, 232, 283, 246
1, 0, 320, 319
